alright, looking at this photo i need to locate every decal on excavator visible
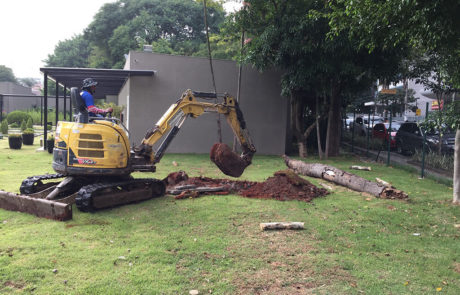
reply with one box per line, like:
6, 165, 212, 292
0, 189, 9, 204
77, 158, 96, 165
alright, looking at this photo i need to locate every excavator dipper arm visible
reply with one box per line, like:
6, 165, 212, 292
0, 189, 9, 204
134, 89, 256, 177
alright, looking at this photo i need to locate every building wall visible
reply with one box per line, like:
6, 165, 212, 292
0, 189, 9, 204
121, 51, 287, 155
0, 82, 34, 95
0, 82, 41, 114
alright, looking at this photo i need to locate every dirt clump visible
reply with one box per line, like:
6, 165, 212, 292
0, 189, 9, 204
210, 143, 249, 177
166, 169, 328, 202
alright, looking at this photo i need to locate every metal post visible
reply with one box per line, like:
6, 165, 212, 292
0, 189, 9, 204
387, 111, 393, 166
55, 82, 59, 125
351, 110, 356, 152
421, 102, 429, 178
70, 90, 72, 121
0, 94, 3, 122
63, 85, 67, 121
43, 73, 48, 148
40, 96, 43, 126
366, 111, 371, 157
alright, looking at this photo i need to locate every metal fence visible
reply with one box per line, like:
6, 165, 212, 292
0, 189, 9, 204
343, 102, 432, 178
0, 94, 72, 125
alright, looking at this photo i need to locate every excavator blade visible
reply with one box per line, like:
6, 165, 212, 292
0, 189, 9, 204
0, 190, 72, 221
210, 143, 250, 177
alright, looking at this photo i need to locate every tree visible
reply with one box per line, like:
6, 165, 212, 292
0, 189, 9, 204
18, 77, 40, 88
44, 35, 92, 68
415, 54, 458, 155
377, 88, 417, 117
0, 65, 16, 82
328, 0, 460, 203
228, 0, 404, 157
84, 0, 225, 68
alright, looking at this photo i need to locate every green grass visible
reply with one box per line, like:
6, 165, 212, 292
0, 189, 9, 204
0, 138, 459, 294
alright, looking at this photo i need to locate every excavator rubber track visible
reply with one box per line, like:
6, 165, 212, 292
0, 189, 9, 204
75, 178, 166, 212
20, 173, 66, 195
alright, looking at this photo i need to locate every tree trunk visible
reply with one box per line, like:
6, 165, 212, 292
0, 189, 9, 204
454, 128, 460, 204
291, 93, 307, 157
291, 91, 316, 158
316, 96, 324, 160
325, 82, 341, 158
283, 156, 408, 199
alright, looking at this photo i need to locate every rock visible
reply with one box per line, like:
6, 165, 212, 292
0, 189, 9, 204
52, 269, 58, 274
189, 290, 199, 295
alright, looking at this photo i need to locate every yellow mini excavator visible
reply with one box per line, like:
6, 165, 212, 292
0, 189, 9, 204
0, 89, 255, 220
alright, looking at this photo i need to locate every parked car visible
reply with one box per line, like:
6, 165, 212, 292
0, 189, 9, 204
372, 122, 401, 149
349, 116, 367, 136
395, 122, 455, 155
350, 116, 385, 136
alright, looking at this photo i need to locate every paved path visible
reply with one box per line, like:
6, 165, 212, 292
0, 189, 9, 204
343, 143, 453, 182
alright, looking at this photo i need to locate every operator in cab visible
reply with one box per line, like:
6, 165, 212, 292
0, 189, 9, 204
81, 78, 113, 117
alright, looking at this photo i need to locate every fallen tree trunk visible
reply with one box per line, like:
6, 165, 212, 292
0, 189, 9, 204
283, 156, 408, 200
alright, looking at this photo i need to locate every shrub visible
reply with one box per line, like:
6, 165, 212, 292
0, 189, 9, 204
8, 133, 23, 149
26, 117, 33, 129
23, 128, 34, 134
411, 150, 454, 171
20, 120, 27, 131
10, 122, 19, 128
47, 124, 52, 130
7, 110, 31, 125
1, 119, 7, 134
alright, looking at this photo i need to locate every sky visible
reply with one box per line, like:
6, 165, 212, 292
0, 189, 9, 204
0, 0, 242, 80
0, 0, 116, 79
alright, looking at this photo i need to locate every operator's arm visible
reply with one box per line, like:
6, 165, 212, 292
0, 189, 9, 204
80, 91, 112, 115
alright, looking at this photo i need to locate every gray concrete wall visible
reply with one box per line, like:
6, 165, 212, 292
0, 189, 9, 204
0, 82, 34, 95
123, 51, 287, 155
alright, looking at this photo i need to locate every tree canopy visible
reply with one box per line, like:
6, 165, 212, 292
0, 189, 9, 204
227, 0, 407, 156
44, 35, 91, 68
45, 0, 226, 69
0, 65, 17, 83
86, 0, 225, 68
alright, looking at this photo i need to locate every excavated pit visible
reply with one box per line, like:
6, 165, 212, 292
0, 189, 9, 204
210, 143, 248, 177
165, 170, 329, 202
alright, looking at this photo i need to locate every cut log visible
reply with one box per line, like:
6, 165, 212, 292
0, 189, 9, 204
320, 183, 333, 191
350, 165, 372, 171
282, 156, 408, 200
260, 222, 304, 231
375, 178, 391, 188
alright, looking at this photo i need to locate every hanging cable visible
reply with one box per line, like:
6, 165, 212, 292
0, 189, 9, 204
203, 0, 222, 142
233, 28, 245, 152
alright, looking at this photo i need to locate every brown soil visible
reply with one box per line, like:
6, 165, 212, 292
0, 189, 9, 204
165, 169, 329, 202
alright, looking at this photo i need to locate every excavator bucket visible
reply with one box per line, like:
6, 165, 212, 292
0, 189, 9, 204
210, 143, 250, 177
0, 190, 73, 221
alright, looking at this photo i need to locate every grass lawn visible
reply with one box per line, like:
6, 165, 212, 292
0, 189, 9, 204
0, 138, 459, 294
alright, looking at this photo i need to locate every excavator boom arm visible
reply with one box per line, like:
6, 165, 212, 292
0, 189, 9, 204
134, 90, 256, 175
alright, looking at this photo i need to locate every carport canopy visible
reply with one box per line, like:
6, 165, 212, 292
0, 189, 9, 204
40, 67, 154, 99
40, 67, 154, 149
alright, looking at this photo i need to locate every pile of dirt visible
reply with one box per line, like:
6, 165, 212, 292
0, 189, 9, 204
164, 170, 329, 202
240, 170, 329, 202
